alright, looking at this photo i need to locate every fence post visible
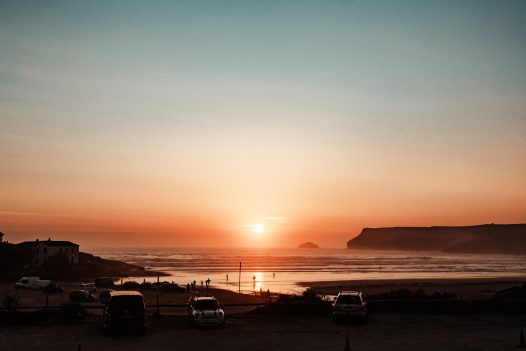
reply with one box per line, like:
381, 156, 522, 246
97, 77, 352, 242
156, 276, 160, 316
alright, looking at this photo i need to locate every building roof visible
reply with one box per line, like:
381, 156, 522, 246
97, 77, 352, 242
16, 240, 79, 247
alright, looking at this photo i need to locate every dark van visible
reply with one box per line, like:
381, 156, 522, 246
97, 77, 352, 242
103, 291, 145, 335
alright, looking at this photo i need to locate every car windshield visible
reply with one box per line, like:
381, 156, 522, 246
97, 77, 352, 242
108, 296, 144, 314
194, 300, 220, 310
336, 295, 362, 304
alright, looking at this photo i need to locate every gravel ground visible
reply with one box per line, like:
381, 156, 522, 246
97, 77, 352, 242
1, 312, 525, 351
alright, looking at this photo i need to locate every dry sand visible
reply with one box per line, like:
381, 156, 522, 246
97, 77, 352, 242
1, 312, 525, 350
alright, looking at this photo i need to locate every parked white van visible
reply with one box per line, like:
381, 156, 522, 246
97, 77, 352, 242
15, 276, 40, 289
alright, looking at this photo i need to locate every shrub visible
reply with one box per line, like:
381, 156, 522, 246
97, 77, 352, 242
140, 282, 153, 290
271, 289, 332, 315
121, 281, 141, 290
369, 288, 457, 300
160, 283, 185, 293
1, 291, 21, 312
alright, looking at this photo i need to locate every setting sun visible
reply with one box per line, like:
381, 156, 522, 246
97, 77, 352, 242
252, 224, 265, 234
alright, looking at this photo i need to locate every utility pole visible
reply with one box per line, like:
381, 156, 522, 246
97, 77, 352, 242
238, 262, 242, 293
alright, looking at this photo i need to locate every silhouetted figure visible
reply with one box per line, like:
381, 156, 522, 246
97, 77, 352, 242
201, 280, 203, 288
226, 274, 228, 282
186, 283, 190, 293
273, 272, 275, 279
266, 289, 271, 302
252, 275, 256, 288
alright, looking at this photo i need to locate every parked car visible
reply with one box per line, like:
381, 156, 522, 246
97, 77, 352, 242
332, 291, 367, 323
70, 290, 95, 302
80, 283, 97, 293
99, 289, 115, 304
187, 296, 225, 328
103, 291, 145, 335
31, 279, 53, 290
42, 281, 64, 294
15, 276, 40, 289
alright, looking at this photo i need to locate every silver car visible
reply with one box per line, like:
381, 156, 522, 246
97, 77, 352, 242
332, 291, 367, 322
188, 296, 225, 327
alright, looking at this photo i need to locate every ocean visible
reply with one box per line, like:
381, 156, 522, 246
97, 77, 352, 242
89, 247, 526, 294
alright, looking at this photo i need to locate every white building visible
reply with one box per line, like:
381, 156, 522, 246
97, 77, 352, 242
17, 238, 80, 266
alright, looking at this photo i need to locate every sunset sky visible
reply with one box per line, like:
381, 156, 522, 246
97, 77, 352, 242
1, 1, 525, 248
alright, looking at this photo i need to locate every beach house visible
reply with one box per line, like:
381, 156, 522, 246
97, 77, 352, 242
16, 238, 80, 266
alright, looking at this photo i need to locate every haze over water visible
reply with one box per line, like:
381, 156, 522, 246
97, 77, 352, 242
91, 248, 526, 294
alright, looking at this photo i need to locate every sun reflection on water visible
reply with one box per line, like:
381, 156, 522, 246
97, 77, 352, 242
252, 271, 264, 292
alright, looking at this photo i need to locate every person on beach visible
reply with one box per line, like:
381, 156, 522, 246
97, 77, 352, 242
226, 274, 228, 282
273, 272, 275, 279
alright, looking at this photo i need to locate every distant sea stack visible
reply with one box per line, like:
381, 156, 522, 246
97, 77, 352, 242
347, 224, 526, 255
298, 242, 319, 249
